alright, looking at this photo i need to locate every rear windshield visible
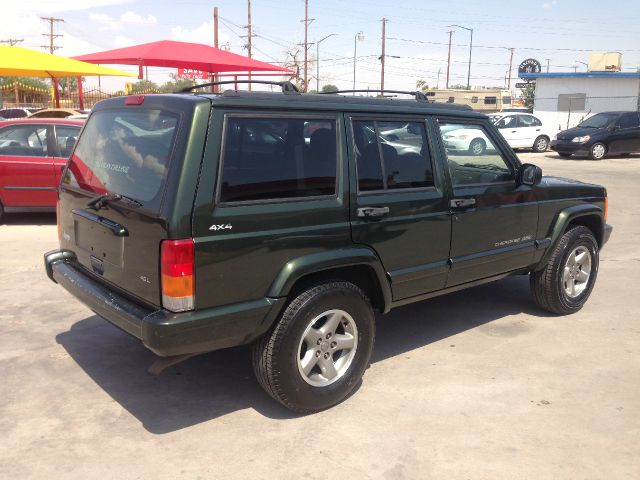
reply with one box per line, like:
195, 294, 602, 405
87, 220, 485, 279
62, 108, 179, 211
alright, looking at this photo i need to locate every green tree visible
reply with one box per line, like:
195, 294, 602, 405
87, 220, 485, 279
159, 73, 197, 93
130, 79, 159, 93
521, 82, 536, 108
0, 76, 49, 89
321, 84, 338, 93
416, 80, 429, 92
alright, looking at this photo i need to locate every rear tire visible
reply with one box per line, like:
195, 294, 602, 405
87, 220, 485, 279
252, 281, 375, 413
0, 201, 4, 223
532, 135, 549, 152
530, 226, 599, 315
469, 138, 486, 156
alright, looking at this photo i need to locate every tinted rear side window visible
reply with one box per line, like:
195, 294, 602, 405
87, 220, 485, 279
62, 109, 178, 211
219, 117, 337, 203
352, 120, 434, 191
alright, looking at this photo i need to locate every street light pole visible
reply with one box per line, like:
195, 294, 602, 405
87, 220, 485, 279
316, 33, 336, 92
449, 24, 473, 89
353, 31, 364, 94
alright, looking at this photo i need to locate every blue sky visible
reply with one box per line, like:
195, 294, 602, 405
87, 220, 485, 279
4, 0, 640, 92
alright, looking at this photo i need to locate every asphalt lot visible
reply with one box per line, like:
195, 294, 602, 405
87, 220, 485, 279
1, 151, 638, 479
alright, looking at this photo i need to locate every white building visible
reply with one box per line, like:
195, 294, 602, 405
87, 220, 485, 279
520, 72, 640, 130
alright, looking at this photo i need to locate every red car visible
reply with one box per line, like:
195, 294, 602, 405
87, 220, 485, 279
0, 118, 84, 221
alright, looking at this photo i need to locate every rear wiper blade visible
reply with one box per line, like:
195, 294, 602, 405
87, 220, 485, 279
87, 193, 143, 210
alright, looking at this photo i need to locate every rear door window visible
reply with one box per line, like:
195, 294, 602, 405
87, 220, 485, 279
219, 117, 337, 203
352, 120, 435, 191
62, 109, 179, 211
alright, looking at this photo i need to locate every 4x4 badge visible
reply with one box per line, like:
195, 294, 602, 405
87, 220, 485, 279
209, 224, 233, 231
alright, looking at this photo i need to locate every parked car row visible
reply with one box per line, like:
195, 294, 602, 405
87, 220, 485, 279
0, 107, 89, 121
0, 118, 84, 221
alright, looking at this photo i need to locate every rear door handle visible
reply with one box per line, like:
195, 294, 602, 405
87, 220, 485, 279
357, 206, 390, 218
450, 198, 476, 210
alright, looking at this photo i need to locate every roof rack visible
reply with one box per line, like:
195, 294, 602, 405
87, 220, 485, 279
179, 80, 300, 94
318, 89, 430, 102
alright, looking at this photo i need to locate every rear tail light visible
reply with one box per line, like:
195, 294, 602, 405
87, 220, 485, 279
161, 239, 195, 312
604, 196, 608, 223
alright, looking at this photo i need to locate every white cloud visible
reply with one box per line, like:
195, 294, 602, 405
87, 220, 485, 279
114, 35, 135, 48
88, 10, 157, 30
543, 1, 558, 9
171, 21, 230, 47
119, 11, 157, 25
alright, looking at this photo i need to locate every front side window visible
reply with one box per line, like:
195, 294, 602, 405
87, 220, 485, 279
439, 122, 514, 186
352, 120, 434, 192
0, 124, 48, 157
495, 116, 517, 129
219, 117, 337, 203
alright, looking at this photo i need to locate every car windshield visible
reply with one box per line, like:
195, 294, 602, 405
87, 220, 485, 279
578, 113, 619, 128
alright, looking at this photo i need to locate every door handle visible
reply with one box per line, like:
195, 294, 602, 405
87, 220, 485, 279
357, 206, 390, 218
511, 130, 517, 133
450, 198, 476, 210
536, 129, 541, 131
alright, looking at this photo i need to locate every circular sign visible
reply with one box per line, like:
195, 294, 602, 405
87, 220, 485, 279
518, 58, 542, 79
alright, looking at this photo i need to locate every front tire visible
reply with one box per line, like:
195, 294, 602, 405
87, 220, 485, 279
589, 142, 607, 160
252, 281, 375, 413
530, 226, 599, 315
532, 135, 549, 152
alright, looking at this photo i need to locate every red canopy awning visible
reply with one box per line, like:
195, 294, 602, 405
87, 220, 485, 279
73, 40, 291, 77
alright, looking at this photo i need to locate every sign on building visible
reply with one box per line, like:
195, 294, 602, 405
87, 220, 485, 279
518, 59, 542, 79
177, 68, 209, 80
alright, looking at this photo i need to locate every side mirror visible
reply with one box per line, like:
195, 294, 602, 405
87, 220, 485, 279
519, 163, 542, 186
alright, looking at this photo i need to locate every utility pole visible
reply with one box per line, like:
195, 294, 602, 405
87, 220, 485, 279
41, 17, 64, 109
0, 38, 23, 46
300, 0, 314, 92
40, 17, 64, 53
507, 47, 514, 90
546, 58, 550, 72
380, 17, 387, 96
247, 0, 252, 90
304, 0, 309, 92
437, 68, 441, 89
445, 30, 453, 89
213, 6, 219, 92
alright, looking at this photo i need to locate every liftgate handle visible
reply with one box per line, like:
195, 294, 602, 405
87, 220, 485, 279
357, 206, 390, 218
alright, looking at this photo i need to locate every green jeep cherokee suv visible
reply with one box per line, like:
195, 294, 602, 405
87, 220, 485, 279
45, 83, 612, 413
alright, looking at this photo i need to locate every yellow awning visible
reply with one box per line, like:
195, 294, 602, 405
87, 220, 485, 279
0, 46, 136, 78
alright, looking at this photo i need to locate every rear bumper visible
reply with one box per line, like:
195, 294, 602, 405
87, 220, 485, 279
44, 250, 285, 357
603, 223, 613, 247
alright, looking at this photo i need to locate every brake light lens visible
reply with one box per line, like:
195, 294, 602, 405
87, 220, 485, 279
125, 95, 145, 105
604, 196, 608, 223
161, 239, 195, 312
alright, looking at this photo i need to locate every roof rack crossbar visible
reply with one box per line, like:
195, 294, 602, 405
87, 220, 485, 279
318, 89, 430, 102
179, 80, 299, 94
